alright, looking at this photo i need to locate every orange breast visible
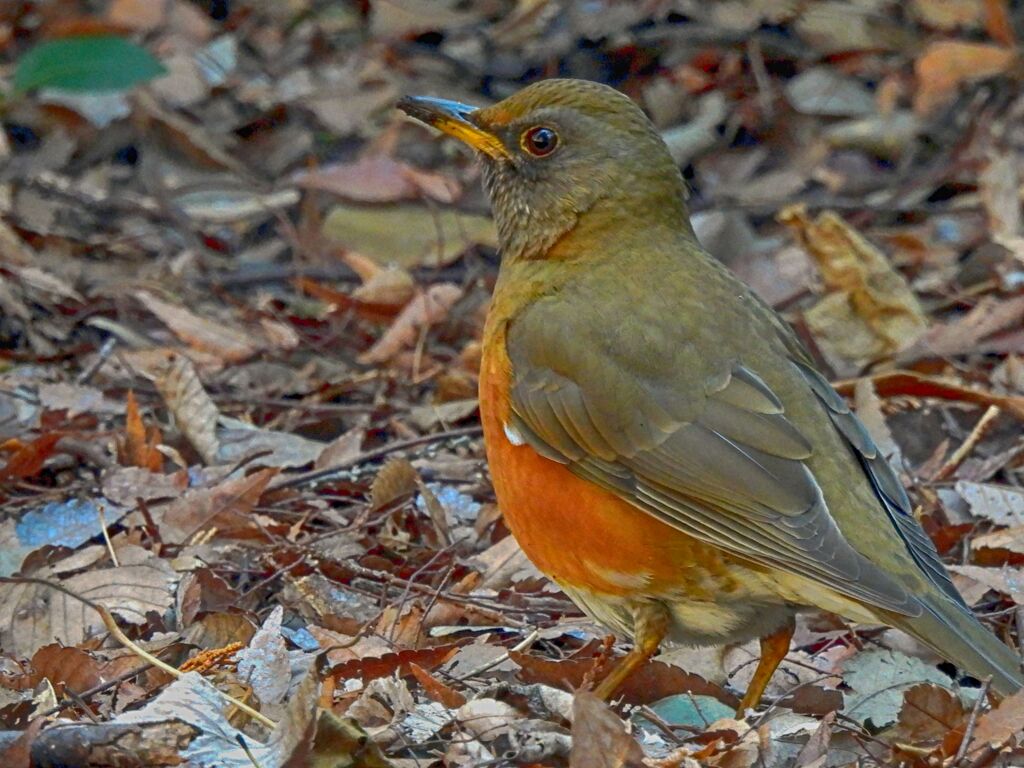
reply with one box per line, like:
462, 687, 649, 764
479, 322, 736, 599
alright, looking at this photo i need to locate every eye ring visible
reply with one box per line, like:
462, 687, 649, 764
521, 126, 559, 157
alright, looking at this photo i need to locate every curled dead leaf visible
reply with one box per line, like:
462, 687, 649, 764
914, 41, 1017, 114
780, 205, 927, 368
152, 354, 220, 465
358, 283, 463, 364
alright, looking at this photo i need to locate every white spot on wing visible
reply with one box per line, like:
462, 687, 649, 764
504, 422, 526, 446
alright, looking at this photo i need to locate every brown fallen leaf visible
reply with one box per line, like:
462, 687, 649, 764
947, 564, 1024, 604
136, 291, 258, 364
158, 468, 277, 544
29, 643, 142, 695
902, 294, 1024, 362
914, 41, 1018, 114
370, 456, 419, 511
118, 390, 163, 472
894, 683, 967, 747
956, 481, 1024, 526
971, 525, 1024, 556
321, 204, 496, 268
570, 692, 646, 768
408, 661, 467, 708
358, 283, 463, 364
509, 650, 738, 707
152, 354, 220, 465
969, 687, 1024, 753
779, 205, 927, 369
0, 548, 178, 658
0, 433, 63, 480
295, 154, 459, 203
979, 149, 1022, 243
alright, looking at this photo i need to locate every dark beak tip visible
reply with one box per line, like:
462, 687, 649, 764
395, 95, 478, 124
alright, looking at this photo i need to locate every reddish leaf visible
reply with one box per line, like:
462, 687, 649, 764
509, 651, 737, 707
570, 692, 646, 768
328, 644, 462, 686
0, 433, 63, 480
408, 661, 466, 708
118, 390, 163, 471
833, 371, 1024, 421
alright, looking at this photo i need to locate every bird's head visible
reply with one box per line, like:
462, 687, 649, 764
398, 79, 692, 262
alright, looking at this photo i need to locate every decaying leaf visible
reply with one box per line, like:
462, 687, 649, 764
968, 687, 1024, 753
295, 154, 459, 204
894, 683, 967, 745
914, 41, 1017, 114
119, 390, 163, 471
779, 205, 927, 368
322, 205, 496, 268
570, 692, 646, 768
151, 354, 220, 465
0, 547, 178, 658
158, 467, 277, 544
358, 284, 463, 364
136, 290, 258, 363
842, 649, 967, 729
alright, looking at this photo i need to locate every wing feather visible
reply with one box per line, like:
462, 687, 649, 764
505, 313, 928, 615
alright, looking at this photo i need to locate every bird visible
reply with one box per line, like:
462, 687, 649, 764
397, 79, 1024, 710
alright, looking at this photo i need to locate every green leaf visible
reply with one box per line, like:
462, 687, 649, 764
13, 36, 166, 94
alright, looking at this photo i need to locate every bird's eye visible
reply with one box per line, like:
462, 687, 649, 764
521, 126, 559, 157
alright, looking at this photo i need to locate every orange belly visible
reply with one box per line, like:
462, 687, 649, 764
478, 326, 737, 600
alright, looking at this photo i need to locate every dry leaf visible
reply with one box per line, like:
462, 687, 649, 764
780, 205, 927, 367
352, 265, 417, 307
907, 294, 1024, 361
914, 41, 1017, 114
136, 291, 258, 363
971, 525, 1024, 555
119, 390, 163, 471
408, 661, 467, 709
37, 383, 122, 418
322, 205, 496, 268
158, 468, 277, 544
295, 154, 459, 203
956, 481, 1024, 526
947, 565, 1024, 603
895, 683, 967, 745
570, 692, 646, 768
314, 426, 365, 470
969, 688, 1024, 751
358, 283, 463, 364
979, 149, 1022, 242
0, 551, 178, 658
152, 354, 220, 465
370, 457, 419, 510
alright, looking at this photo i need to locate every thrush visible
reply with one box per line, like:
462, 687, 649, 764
398, 79, 1024, 709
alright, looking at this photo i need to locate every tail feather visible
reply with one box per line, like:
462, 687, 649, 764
894, 599, 1024, 695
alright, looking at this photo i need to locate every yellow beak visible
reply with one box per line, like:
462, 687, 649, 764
397, 95, 510, 161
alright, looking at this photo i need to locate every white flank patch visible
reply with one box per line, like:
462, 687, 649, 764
504, 422, 526, 446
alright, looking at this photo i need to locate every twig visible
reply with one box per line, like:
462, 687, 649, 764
76, 336, 117, 385
933, 406, 1001, 481
953, 676, 992, 765
96, 503, 119, 567
453, 629, 540, 682
0, 576, 276, 729
270, 425, 483, 490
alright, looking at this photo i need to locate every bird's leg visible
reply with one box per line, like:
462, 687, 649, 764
737, 618, 795, 714
592, 603, 669, 700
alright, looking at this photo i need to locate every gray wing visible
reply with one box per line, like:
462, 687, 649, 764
794, 361, 965, 606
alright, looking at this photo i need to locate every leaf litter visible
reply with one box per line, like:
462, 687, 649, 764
2, 0, 1024, 765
